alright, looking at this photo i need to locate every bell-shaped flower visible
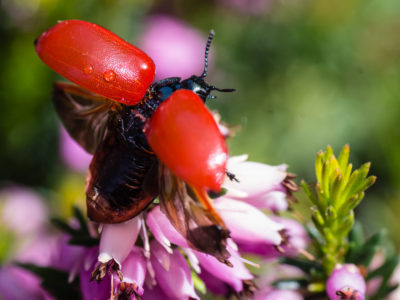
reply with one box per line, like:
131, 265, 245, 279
237, 217, 309, 258
115, 246, 147, 298
326, 264, 366, 300
198, 267, 229, 296
224, 155, 290, 212
139, 15, 209, 81
150, 240, 199, 299
0, 186, 48, 236
98, 216, 142, 266
80, 247, 111, 300
0, 265, 54, 300
213, 197, 284, 246
194, 246, 253, 293
50, 235, 87, 281
146, 206, 189, 250
141, 284, 171, 300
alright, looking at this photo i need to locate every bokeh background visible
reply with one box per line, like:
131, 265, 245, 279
1, 0, 400, 266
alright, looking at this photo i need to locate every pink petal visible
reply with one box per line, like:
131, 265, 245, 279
60, 126, 92, 172
150, 241, 199, 299
99, 217, 141, 265
0, 265, 53, 300
198, 267, 229, 295
15, 234, 58, 267
1, 186, 48, 235
146, 206, 188, 249
80, 247, 111, 300
224, 158, 287, 201
139, 15, 210, 81
194, 247, 253, 292
118, 247, 147, 296
50, 235, 87, 274
214, 197, 284, 245
326, 264, 366, 300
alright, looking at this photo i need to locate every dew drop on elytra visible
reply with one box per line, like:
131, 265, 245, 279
103, 70, 116, 82
84, 65, 93, 74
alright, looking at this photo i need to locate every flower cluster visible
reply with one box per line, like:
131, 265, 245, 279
51, 154, 300, 300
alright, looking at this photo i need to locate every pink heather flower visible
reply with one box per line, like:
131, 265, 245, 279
115, 246, 147, 297
224, 155, 290, 212
141, 284, 170, 300
194, 247, 253, 293
0, 266, 54, 300
139, 15, 211, 81
326, 264, 366, 300
238, 217, 309, 257
253, 289, 304, 300
50, 235, 87, 281
80, 247, 111, 300
15, 234, 58, 267
213, 197, 284, 246
60, 126, 92, 172
147, 206, 254, 293
146, 205, 189, 250
98, 216, 142, 266
0, 186, 48, 235
0, 186, 58, 299
198, 267, 229, 296
150, 240, 199, 299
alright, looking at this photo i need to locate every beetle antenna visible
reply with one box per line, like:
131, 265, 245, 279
209, 85, 236, 93
201, 29, 215, 79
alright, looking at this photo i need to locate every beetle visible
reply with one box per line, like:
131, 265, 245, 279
35, 20, 234, 262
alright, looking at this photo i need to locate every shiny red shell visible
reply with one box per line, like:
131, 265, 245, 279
35, 20, 155, 105
144, 89, 228, 192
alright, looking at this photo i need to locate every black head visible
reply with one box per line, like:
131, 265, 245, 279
150, 30, 235, 102
180, 30, 235, 102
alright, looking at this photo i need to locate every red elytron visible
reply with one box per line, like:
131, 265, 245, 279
35, 20, 155, 105
144, 89, 228, 191
35, 20, 234, 261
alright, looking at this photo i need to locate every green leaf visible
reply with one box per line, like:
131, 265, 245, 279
337, 144, 350, 173
191, 270, 206, 294
335, 211, 354, 239
347, 221, 364, 248
17, 263, 82, 300
325, 206, 337, 227
68, 236, 99, 247
324, 146, 333, 162
51, 218, 77, 235
346, 231, 385, 266
315, 151, 324, 184
73, 206, 90, 236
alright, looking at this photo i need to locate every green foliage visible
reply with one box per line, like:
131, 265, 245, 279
51, 206, 98, 247
302, 145, 376, 274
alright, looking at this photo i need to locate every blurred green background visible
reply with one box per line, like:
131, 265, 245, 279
1, 0, 400, 246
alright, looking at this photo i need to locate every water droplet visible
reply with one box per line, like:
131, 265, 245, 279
83, 65, 93, 74
103, 70, 116, 82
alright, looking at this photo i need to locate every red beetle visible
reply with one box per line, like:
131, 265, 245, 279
35, 20, 234, 261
